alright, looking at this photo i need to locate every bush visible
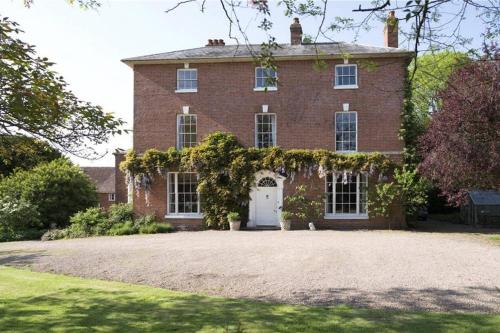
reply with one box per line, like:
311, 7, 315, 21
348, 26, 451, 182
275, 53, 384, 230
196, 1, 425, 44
0, 196, 41, 242
139, 223, 173, 234
108, 221, 138, 236
0, 158, 97, 229
108, 203, 134, 224
66, 207, 109, 238
133, 213, 157, 229
227, 212, 240, 222
41, 229, 67, 241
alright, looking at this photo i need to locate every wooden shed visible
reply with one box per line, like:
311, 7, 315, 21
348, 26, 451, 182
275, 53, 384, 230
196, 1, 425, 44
461, 191, 500, 227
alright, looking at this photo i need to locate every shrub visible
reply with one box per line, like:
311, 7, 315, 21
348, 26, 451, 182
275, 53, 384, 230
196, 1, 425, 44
108, 203, 134, 224
139, 223, 173, 234
133, 213, 157, 229
227, 212, 240, 222
0, 196, 41, 242
107, 221, 138, 236
0, 158, 98, 229
41, 229, 67, 241
281, 211, 293, 221
67, 207, 109, 238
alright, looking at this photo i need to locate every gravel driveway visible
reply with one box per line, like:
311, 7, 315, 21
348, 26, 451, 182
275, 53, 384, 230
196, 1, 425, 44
1, 230, 499, 313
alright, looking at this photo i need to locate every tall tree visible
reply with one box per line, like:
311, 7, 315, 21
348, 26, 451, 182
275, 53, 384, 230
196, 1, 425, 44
0, 16, 124, 158
419, 56, 500, 206
0, 135, 62, 177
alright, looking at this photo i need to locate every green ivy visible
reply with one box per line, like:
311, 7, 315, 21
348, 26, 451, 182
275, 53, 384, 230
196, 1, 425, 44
121, 132, 398, 229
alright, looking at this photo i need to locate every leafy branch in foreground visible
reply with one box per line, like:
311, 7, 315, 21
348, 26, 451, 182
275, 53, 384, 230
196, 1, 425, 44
0, 16, 125, 158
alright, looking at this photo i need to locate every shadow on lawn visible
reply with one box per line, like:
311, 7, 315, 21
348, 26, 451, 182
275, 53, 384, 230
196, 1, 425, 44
0, 287, 498, 333
287, 286, 500, 313
0, 250, 46, 266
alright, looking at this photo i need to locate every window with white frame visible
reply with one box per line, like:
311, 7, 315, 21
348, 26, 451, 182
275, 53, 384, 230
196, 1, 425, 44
176, 69, 197, 91
326, 173, 368, 216
334, 64, 357, 88
255, 67, 277, 90
167, 172, 201, 216
177, 114, 197, 149
255, 113, 276, 148
108, 193, 115, 202
335, 112, 357, 152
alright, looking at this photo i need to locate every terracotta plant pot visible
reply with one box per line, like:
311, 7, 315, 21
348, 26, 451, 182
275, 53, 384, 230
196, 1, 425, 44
280, 220, 291, 231
229, 220, 241, 231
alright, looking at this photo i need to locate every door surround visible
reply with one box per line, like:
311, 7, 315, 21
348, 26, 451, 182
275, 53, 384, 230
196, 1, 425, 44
248, 170, 285, 228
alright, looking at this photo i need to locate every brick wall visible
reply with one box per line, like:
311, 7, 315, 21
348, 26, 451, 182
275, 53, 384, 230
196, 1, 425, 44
133, 58, 406, 152
132, 57, 407, 229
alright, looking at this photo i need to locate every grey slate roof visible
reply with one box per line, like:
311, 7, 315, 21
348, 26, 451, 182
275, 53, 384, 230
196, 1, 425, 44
122, 42, 411, 64
469, 191, 500, 205
82, 167, 115, 194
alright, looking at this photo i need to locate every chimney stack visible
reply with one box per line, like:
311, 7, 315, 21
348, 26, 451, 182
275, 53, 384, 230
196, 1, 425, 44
290, 17, 302, 45
206, 38, 225, 46
384, 11, 399, 48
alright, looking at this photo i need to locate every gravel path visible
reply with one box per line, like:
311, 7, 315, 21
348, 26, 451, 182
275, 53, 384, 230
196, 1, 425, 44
1, 230, 499, 313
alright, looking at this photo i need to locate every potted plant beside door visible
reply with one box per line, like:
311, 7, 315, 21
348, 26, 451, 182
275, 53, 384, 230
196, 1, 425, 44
280, 211, 293, 231
228, 212, 241, 231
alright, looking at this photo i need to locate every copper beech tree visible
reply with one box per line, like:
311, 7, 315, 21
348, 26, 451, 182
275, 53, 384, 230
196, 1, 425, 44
419, 49, 500, 206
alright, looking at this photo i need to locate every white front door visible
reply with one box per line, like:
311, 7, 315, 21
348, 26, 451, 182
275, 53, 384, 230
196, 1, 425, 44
255, 177, 279, 226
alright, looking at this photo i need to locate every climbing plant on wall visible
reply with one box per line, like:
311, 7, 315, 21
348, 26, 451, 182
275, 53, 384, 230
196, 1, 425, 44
121, 132, 401, 229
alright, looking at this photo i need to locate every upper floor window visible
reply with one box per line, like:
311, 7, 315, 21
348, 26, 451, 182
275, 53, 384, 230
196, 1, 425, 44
176, 69, 197, 92
255, 113, 276, 148
255, 67, 277, 91
334, 64, 358, 89
177, 114, 197, 150
335, 112, 357, 152
167, 172, 202, 216
325, 172, 368, 218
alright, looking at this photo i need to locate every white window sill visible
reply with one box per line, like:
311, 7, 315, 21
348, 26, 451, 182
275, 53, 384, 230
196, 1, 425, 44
254, 87, 278, 92
175, 89, 198, 93
324, 214, 368, 220
165, 214, 203, 219
336, 150, 358, 154
334, 85, 358, 90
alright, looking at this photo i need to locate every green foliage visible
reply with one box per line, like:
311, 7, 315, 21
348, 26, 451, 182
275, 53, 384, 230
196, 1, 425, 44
122, 132, 396, 229
369, 167, 429, 219
108, 203, 134, 224
139, 223, 173, 234
67, 207, 110, 238
0, 135, 62, 177
41, 229, 67, 241
410, 52, 470, 121
0, 17, 124, 158
108, 221, 137, 236
0, 196, 41, 242
369, 183, 399, 218
284, 185, 323, 223
281, 211, 293, 221
227, 212, 240, 222
0, 158, 98, 229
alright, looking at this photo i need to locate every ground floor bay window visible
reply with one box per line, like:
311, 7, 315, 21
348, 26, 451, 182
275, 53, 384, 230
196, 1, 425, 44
167, 172, 202, 217
325, 173, 368, 219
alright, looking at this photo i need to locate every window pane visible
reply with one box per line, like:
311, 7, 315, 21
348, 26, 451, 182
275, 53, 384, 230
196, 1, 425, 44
256, 114, 276, 148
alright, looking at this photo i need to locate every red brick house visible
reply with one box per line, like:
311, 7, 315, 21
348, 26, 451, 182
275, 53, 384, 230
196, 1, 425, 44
122, 13, 411, 230
82, 167, 116, 210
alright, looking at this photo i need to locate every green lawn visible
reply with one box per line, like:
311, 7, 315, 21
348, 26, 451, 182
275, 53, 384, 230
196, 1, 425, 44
489, 235, 500, 244
0, 267, 498, 332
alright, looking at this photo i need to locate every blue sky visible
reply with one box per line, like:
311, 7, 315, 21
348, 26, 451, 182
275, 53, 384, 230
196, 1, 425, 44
2, 0, 486, 166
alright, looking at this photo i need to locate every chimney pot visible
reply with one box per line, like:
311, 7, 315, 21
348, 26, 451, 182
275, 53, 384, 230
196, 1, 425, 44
290, 17, 303, 45
213, 39, 219, 45
384, 11, 399, 48
219, 39, 225, 45
206, 39, 213, 46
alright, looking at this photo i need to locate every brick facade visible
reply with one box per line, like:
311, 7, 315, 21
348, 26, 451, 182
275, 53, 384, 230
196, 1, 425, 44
130, 56, 408, 230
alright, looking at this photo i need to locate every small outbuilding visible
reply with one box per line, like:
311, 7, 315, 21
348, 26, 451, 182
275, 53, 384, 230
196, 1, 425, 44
461, 191, 500, 227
